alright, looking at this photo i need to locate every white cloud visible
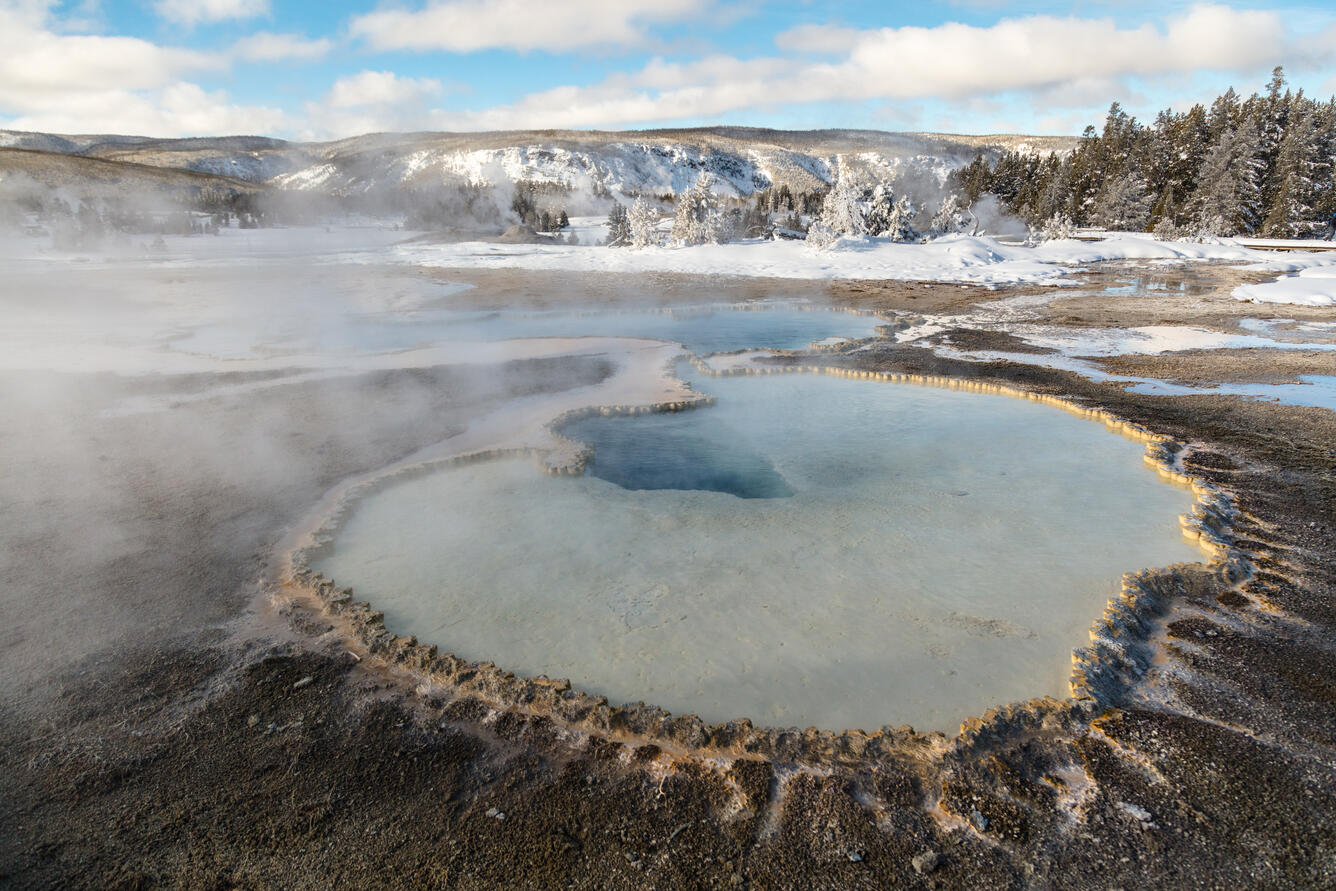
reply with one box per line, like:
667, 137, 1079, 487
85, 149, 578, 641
0, 4, 279, 135
773, 24, 863, 54
326, 70, 443, 109
231, 31, 332, 62
448, 5, 1296, 130
0, 7, 220, 100
298, 71, 449, 139
154, 0, 268, 27
2, 82, 284, 136
350, 0, 710, 53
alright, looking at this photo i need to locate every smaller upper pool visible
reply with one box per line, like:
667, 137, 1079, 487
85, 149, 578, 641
351, 303, 884, 355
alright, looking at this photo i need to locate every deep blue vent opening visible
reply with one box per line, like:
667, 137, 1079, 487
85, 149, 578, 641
563, 412, 795, 499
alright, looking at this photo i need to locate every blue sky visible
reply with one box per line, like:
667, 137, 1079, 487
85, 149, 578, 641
2, 0, 1335, 138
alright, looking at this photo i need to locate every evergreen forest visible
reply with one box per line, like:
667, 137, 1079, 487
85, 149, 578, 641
957, 68, 1336, 238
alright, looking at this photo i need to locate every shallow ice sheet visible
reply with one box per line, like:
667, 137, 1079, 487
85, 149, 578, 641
316, 373, 1202, 733
1128, 375, 1336, 411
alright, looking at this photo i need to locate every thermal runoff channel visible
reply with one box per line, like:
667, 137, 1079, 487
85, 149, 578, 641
314, 368, 1203, 733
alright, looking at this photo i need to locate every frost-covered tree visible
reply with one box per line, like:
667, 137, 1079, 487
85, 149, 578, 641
1188, 118, 1265, 235
928, 194, 971, 237
1152, 216, 1183, 241
862, 183, 895, 236
1261, 103, 1328, 237
628, 196, 659, 248
671, 172, 724, 245
804, 220, 839, 249
1091, 173, 1152, 231
817, 169, 868, 236
604, 203, 629, 246
882, 196, 918, 242
1028, 212, 1076, 244
960, 70, 1336, 237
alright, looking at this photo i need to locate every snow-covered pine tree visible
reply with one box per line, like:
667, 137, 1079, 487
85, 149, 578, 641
957, 155, 993, 203
604, 203, 629, 246
1256, 67, 1292, 214
671, 172, 724, 245
928, 194, 971, 237
1314, 98, 1336, 225
628, 196, 659, 248
818, 168, 868, 237
1028, 212, 1076, 244
695, 181, 724, 245
1261, 102, 1327, 237
1188, 118, 1265, 236
804, 220, 838, 249
1090, 173, 1152, 231
1151, 184, 1179, 236
1152, 215, 1182, 241
883, 196, 917, 242
862, 183, 895, 237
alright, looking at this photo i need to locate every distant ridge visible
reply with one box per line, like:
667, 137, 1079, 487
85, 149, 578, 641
0, 127, 1078, 212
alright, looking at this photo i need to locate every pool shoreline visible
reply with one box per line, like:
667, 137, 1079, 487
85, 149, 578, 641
277, 347, 1246, 767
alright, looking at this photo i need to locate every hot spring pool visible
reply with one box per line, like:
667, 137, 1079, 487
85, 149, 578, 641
312, 370, 1203, 733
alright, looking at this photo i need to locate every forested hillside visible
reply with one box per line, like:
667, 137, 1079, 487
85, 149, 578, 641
959, 68, 1336, 238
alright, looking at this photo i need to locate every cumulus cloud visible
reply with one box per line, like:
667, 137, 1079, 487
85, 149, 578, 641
446, 5, 1294, 130
0, 3, 279, 135
0, 6, 219, 100
325, 70, 443, 109
773, 24, 864, 54
231, 31, 333, 62
350, 0, 710, 53
2, 82, 284, 136
298, 71, 450, 139
154, 0, 269, 26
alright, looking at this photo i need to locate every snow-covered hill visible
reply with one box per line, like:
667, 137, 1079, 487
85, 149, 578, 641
0, 127, 1075, 199
270, 129, 1066, 201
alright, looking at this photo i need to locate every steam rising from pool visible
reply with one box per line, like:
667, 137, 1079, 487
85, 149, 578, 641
314, 371, 1202, 733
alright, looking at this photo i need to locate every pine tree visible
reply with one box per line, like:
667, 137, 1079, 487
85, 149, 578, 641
1091, 173, 1152, 231
883, 196, 918, 242
628, 196, 658, 248
1029, 154, 1070, 223
1262, 100, 1327, 237
863, 183, 895, 236
1030, 212, 1076, 243
928, 194, 971, 237
817, 167, 868, 236
1207, 88, 1241, 143
604, 203, 629, 246
957, 154, 993, 203
1188, 118, 1265, 236
671, 172, 724, 245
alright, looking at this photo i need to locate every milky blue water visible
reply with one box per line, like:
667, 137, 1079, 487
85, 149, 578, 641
316, 370, 1203, 733
344, 304, 881, 355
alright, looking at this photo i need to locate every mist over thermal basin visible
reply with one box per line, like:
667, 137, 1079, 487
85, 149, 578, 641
313, 368, 1202, 733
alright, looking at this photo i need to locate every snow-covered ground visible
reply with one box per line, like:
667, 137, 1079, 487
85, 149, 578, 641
1234, 265, 1336, 306
11, 219, 1336, 300
391, 222, 1336, 292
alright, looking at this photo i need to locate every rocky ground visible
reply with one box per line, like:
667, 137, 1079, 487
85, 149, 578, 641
2, 263, 1334, 889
